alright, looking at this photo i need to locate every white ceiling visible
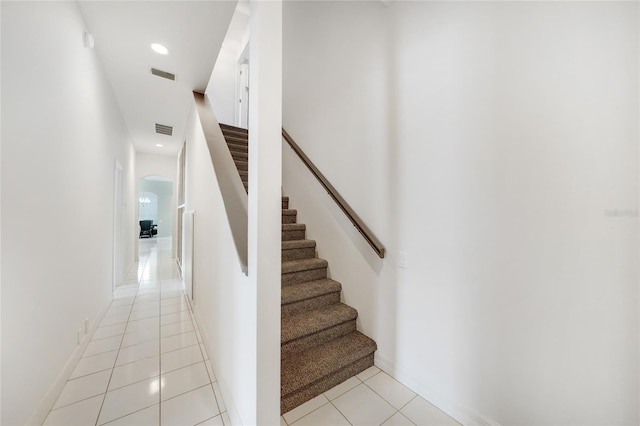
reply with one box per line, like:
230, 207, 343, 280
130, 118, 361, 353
79, 1, 237, 156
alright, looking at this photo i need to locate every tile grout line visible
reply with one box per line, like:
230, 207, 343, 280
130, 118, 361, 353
137, 241, 162, 425
181, 278, 224, 419
360, 370, 421, 424
158, 265, 163, 426
328, 399, 354, 426
283, 374, 364, 425
293, 370, 422, 426
93, 251, 149, 426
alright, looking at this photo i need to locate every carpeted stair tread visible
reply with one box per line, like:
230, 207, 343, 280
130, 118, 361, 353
231, 154, 248, 163
227, 143, 248, 153
221, 131, 248, 140
282, 209, 297, 224
220, 125, 248, 138
226, 138, 248, 146
281, 279, 341, 316
224, 140, 249, 151
282, 239, 316, 261
281, 331, 377, 397
230, 148, 248, 156
281, 279, 341, 306
282, 303, 356, 343
282, 258, 328, 274
282, 223, 305, 231
282, 223, 306, 241
282, 239, 315, 250
234, 160, 248, 171
220, 123, 248, 133
281, 353, 373, 414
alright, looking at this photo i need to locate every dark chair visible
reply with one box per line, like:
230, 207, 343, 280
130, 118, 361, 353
139, 220, 154, 238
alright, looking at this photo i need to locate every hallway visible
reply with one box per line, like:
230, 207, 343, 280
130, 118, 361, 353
40, 238, 461, 426
25, 98, 460, 426
43, 238, 228, 425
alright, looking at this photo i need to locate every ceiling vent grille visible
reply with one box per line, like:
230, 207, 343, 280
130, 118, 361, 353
155, 123, 173, 136
150, 67, 176, 81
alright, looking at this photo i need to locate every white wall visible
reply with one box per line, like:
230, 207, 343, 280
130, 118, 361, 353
184, 103, 255, 423
1, 3, 4, 422
283, 1, 639, 424
1, 2, 136, 424
136, 152, 178, 256
207, 7, 250, 126
248, 2, 281, 424
187, 6, 283, 419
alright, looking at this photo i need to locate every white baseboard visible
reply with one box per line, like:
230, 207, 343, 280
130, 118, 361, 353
190, 303, 244, 426
374, 354, 501, 426
27, 302, 111, 426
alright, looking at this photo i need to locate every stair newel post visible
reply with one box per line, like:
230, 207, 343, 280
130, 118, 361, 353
247, 1, 282, 425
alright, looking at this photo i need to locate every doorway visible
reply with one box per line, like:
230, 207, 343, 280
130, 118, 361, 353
138, 176, 173, 240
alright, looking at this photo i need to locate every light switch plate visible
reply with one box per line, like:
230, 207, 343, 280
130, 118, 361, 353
398, 251, 408, 269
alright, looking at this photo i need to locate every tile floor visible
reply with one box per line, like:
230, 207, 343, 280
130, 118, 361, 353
281, 365, 460, 426
43, 237, 460, 426
43, 238, 226, 426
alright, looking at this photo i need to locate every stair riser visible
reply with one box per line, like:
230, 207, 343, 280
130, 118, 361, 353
282, 320, 354, 359
220, 124, 247, 132
235, 162, 248, 172
221, 130, 248, 139
282, 199, 289, 209
282, 292, 340, 317
231, 151, 248, 161
226, 137, 247, 145
282, 214, 297, 224
281, 353, 374, 415
282, 229, 306, 241
227, 141, 249, 154
282, 267, 327, 286
282, 247, 316, 261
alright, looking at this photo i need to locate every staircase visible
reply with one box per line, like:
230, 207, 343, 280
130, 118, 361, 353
220, 123, 249, 192
219, 123, 377, 415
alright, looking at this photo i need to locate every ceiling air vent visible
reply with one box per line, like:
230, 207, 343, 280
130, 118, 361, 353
155, 123, 173, 136
150, 67, 176, 81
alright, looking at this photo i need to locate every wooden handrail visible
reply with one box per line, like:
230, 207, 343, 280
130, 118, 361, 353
282, 128, 385, 259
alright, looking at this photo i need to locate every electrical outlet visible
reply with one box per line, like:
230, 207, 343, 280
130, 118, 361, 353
398, 251, 408, 269
84, 318, 89, 334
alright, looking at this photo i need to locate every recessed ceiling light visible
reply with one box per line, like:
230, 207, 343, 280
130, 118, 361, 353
156, 144, 164, 147
151, 43, 168, 55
